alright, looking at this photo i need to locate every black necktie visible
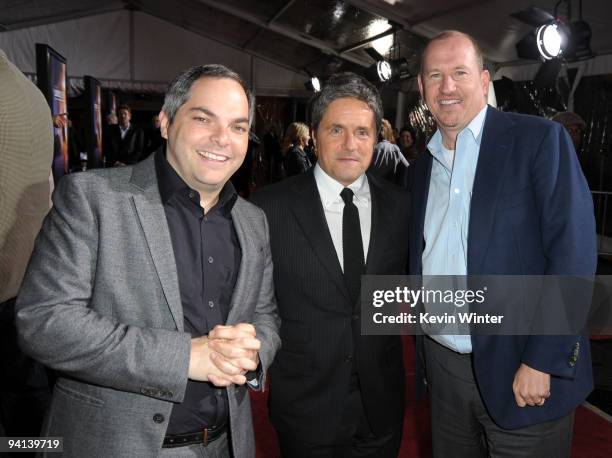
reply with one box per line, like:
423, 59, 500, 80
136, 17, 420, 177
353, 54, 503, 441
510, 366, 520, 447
340, 187, 365, 305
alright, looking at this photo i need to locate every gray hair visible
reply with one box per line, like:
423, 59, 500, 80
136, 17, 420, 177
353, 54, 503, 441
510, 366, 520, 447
420, 30, 485, 75
309, 72, 383, 135
162, 64, 254, 126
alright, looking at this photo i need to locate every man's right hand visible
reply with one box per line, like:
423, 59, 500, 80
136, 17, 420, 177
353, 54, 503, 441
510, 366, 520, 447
188, 336, 248, 387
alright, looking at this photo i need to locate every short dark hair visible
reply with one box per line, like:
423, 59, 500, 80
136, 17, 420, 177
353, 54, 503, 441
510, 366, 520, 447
308, 72, 383, 135
419, 30, 485, 76
117, 104, 131, 114
162, 64, 254, 126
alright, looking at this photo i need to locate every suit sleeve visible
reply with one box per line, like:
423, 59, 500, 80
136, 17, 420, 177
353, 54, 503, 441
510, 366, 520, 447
249, 208, 281, 391
15, 175, 191, 403
520, 122, 596, 378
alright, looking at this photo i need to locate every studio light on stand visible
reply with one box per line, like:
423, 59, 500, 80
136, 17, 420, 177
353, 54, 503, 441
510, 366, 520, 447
535, 22, 567, 60
375, 60, 392, 82
304, 75, 321, 92
512, 1, 594, 87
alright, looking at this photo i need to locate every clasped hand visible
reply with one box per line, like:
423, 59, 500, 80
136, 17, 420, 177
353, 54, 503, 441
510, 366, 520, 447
512, 363, 551, 407
188, 323, 261, 387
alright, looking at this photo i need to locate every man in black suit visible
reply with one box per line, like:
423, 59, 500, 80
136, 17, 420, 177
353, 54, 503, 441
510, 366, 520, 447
107, 104, 145, 165
252, 73, 409, 457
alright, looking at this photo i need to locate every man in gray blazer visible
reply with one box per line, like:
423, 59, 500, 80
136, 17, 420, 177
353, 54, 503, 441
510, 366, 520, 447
16, 64, 280, 457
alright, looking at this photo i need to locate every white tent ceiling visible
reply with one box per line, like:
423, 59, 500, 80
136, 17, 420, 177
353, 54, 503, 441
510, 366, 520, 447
0, 0, 611, 92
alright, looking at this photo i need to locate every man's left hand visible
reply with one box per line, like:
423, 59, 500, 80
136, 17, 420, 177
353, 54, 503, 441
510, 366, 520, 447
207, 323, 260, 385
512, 363, 551, 407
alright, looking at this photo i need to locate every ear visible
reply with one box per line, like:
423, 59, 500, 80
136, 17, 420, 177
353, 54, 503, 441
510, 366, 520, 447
481, 69, 491, 98
159, 111, 169, 140
310, 127, 317, 148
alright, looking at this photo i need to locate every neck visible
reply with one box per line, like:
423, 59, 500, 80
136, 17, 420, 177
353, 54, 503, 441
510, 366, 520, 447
200, 193, 220, 214
121, 122, 130, 129
441, 132, 457, 150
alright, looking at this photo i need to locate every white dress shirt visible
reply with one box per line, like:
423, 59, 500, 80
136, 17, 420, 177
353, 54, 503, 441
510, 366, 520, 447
120, 124, 130, 139
314, 164, 371, 272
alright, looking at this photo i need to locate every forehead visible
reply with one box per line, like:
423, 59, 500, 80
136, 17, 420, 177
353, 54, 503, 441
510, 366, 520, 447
422, 35, 479, 70
183, 77, 249, 109
320, 97, 375, 124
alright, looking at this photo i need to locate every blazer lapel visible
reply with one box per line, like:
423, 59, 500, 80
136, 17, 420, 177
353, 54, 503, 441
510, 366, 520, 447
290, 171, 351, 303
364, 175, 383, 273
129, 156, 184, 331
410, 153, 433, 275
468, 107, 515, 274
226, 201, 256, 324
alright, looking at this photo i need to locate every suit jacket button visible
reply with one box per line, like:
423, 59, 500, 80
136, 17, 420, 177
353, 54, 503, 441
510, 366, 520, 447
345, 355, 353, 362
153, 413, 165, 423
352, 314, 359, 321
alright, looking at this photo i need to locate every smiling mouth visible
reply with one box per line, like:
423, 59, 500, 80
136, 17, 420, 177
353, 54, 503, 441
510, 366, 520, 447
438, 99, 461, 106
196, 150, 229, 162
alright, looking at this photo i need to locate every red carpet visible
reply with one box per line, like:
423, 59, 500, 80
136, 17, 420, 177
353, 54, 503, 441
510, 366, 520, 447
251, 336, 612, 457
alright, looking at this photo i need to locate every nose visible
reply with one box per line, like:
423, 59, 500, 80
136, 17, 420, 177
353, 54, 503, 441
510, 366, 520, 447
210, 123, 230, 147
440, 74, 456, 93
343, 132, 358, 151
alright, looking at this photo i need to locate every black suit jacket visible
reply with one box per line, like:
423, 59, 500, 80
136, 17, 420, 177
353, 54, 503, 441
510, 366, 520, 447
251, 170, 409, 443
107, 125, 145, 165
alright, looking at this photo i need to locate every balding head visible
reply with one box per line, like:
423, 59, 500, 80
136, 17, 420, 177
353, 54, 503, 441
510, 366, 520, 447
420, 30, 485, 77
417, 30, 490, 148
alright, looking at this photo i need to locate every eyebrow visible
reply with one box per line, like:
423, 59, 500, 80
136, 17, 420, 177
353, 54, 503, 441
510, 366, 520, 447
330, 123, 372, 131
427, 65, 469, 73
188, 106, 249, 124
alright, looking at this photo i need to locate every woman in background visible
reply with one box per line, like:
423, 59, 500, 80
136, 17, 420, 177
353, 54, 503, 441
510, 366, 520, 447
398, 125, 419, 164
283, 122, 312, 177
369, 119, 409, 187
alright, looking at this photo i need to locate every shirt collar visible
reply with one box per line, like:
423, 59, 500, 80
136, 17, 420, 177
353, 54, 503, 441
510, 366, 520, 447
154, 149, 237, 213
427, 104, 488, 158
313, 163, 370, 206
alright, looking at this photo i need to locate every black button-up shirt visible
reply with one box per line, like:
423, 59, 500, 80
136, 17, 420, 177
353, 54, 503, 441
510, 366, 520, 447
155, 151, 241, 434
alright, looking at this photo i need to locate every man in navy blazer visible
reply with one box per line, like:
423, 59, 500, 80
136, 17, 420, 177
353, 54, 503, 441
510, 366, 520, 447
408, 31, 596, 457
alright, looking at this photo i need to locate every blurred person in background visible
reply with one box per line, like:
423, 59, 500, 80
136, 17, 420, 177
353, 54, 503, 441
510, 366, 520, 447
369, 118, 409, 187
0, 48, 53, 444
282, 121, 312, 177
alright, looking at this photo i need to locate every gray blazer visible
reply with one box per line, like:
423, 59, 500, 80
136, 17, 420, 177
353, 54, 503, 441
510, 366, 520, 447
16, 154, 281, 457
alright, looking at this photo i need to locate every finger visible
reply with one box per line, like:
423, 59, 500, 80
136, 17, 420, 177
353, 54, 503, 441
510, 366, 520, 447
228, 356, 259, 372
234, 323, 256, 335
209, 324, 256, 340
210, 352, 247, 376
208, 373, 246, 386
209, 338, 261, 357
207, 374, 233, 387
211, 373, 246, 386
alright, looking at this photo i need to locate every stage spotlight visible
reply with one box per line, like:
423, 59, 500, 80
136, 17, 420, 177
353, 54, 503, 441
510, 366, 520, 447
536, 22, 567, 60
367, 60, 392, 83
513, 3, 593, 63
376, 61, 392, 81
304, 76, 321, 92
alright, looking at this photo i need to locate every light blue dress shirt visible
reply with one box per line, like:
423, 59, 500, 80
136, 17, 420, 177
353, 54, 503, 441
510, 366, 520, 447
422, 106, 488, 353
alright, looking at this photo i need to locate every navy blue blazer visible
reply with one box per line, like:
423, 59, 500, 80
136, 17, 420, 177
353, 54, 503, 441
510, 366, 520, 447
408, 106, 597, 429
